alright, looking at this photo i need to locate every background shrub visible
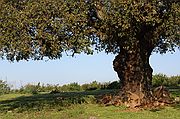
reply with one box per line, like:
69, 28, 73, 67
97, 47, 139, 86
0, 80, 11, 95
152, 74, 180, 87
106, 81, 120, 89
7, 74, 179, 94
19, 83, 40, 94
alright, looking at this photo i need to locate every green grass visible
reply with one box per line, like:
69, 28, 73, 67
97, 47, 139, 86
0, 104, 180, 119
0, 89, 180, 119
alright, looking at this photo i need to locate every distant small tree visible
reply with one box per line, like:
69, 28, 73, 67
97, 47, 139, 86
0, 80, 11, 95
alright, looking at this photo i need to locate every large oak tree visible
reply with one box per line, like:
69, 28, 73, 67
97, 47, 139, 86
0, 0, 179, 107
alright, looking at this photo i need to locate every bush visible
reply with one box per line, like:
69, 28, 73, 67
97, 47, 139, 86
152, 74, 168, 87
82, 81, 103, 91
168, 76, 180, 86
107, 81, 120, 89
81, 84, 89, 91
12, 74, 179, 94
19, 84, 39, 94
68, 82, 82, 91
152, 74, 180, 87
0, 80, 11, 95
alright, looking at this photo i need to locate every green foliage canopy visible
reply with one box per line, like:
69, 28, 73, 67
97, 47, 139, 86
0, 0, 179, 61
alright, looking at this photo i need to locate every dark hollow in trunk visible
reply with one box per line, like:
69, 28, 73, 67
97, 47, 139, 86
113, 42, 154, 108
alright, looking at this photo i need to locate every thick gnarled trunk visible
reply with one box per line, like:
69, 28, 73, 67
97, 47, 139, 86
113, 43, 154, 108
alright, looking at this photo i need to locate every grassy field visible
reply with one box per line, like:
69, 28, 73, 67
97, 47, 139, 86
0, 89, 180, 119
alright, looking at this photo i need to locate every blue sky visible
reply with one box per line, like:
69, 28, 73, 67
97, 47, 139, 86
0, 50, 179, 88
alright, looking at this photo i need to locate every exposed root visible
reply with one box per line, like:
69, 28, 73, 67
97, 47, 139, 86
98, 86, 175, 109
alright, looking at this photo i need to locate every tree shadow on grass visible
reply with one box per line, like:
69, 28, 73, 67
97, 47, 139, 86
0, 90, 116, 113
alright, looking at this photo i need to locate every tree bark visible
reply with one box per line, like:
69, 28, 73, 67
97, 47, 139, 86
113, 41, 154, 108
